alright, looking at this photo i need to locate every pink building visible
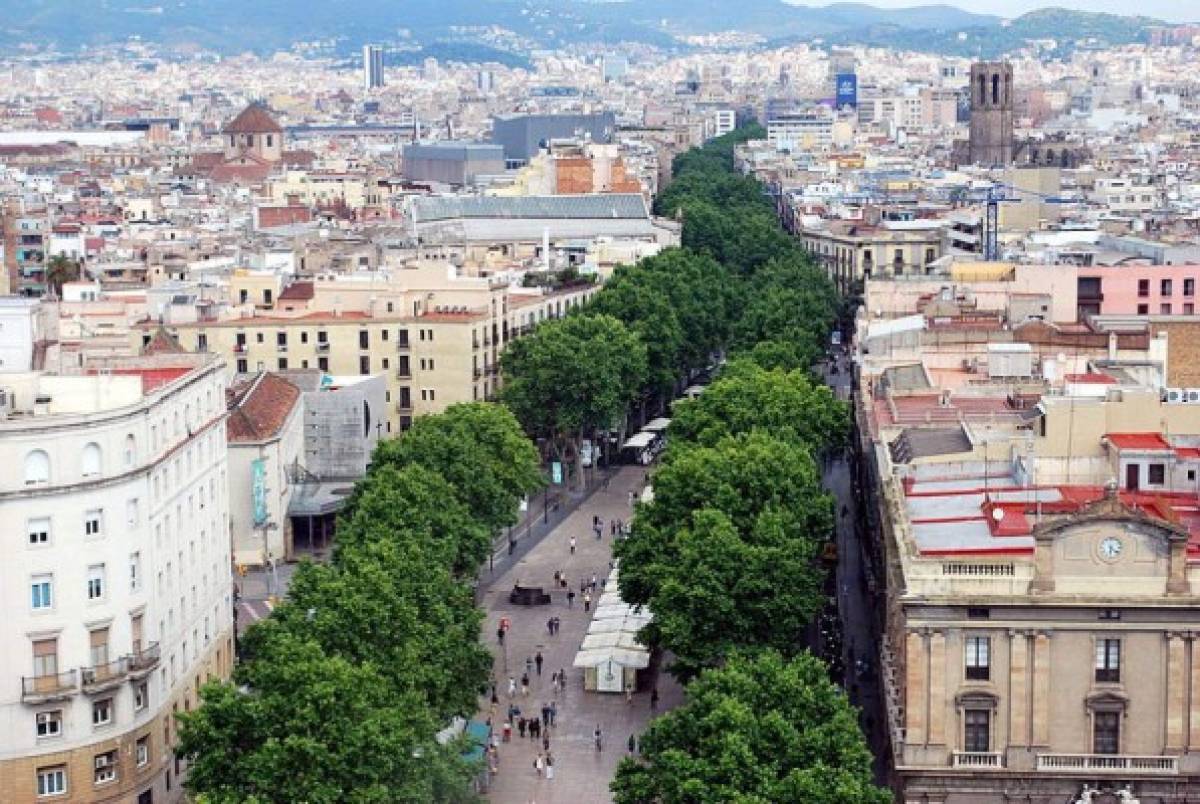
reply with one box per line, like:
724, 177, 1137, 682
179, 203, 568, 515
1077, 264, 1200, 318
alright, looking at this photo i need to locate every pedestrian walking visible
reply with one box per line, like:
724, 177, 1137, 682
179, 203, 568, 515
534, 753, 544, 778
650, 686, 659, 710
594, 522, 602, 540
580, 577, 586, 593
628, 734, 637, 754
594, 725, 603, 752
628, 490, 636, 507
591, 572, 598, 591
525, 656, 534, 676
521, 672, 530, 696
503, 721, 512, 742
518, 717, 527, 738
625, 687, 633, 705
535, 651, 544, 675
569, 535, 576, 554
542, 732, 550, 752
508, 676, 516, 697
541, 704, 551, 727
583, 592, 591, 612
547, 617, 555, 636
549, 700, 557, 726
610, 520, 617, 536
531, 719, 540, 740
545, 753, 555, 781
567, 589, 575, 608
497, 626, 505, 645
553, 616, 561, 634
558, 669, 566, 691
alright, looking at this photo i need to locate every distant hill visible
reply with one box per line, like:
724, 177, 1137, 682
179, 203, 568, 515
0, 1, 1161, 59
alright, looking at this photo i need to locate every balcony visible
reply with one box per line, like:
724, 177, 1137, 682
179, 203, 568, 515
397, 339, 410, 351
316, 342, 330, 353
21, 670, 78, 704
474, 368, 483, 380
951, 751, 1003, 769
396, 400, 413, 413
82, 657, 129, 694
397, 369, 412, 380
1036, 754, 1178, 775
127, 643, 161, 678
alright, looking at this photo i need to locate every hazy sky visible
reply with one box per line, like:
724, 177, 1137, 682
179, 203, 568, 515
833, 0, 1197, 22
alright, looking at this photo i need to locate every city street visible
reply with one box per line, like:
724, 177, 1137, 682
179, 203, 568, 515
476, 466, 685, 803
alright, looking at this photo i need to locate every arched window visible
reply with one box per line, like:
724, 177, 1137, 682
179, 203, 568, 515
991, 74, 1000, 105
977, 74, 986, 104
82, 443, 102, 477
124, 435, 136, 468
25, 450, 50, 485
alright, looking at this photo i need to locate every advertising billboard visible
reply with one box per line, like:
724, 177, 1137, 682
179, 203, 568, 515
251, 458, 268, 526
835, 73, 858, 110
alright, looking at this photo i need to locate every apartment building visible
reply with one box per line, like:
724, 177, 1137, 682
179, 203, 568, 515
798, 219, 945, 292
855, 273, 1200, 802
138, 270, 599, 434
0, 352, 233, 804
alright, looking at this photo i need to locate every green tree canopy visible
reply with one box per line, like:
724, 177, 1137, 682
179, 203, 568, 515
367, 402, 543, 534
668, 362, 848, 452
178, 632, 473, 804
610, 651, 890, 804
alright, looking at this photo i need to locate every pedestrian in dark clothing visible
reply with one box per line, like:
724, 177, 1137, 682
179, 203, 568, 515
553, 616, 561, 634
628, 734, 637, 754
567, 589, 575, 608
650, 687, 659, 709
525, 656, 533, 676
611, 520, 617, 536
518, 717, 527, 738
531, 719, 540, 739
583, 592, 591, 612
549, 700, 557, 726
497, 626, 505, 645
543, 733, 551, 752
521, 672, 529, 690
535, 652, 544, 675
541, 704, 551, 727
547, 617, 554, 636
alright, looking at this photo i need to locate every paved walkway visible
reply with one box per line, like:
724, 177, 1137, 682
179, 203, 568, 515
476, 466, 685, 804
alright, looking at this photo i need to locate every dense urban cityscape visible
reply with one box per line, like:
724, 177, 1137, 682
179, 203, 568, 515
1, 1, 1200, 802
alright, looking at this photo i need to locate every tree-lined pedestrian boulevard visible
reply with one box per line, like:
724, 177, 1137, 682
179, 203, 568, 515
477, 466, 684, 803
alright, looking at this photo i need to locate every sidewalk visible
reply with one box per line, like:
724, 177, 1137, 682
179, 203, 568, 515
476, 466, 685, 804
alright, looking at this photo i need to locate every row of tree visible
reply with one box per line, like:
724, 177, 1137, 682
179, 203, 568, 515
604, 127, 890, 802
177, 404, 543, 803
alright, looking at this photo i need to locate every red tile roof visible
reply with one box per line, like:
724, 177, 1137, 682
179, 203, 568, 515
223, 103, 283, 134
226, 373, 301, 443
278, 281, 315, 301
142, 327, 186, 356
1066, 372, 1116, 383
1107, 432, 1172, 451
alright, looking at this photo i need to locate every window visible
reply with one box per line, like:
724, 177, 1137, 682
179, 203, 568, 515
124, 435, 136, 468
359, 356, 370, 375
277, 358, 288, 370
963, 709, 990, 752
1162, 279, 1173, 297
92, 698, 113, 728
31, 576, 53, 610
93, 749, 117, 784
1186, 304, 1195, 315
1149, 463, 1166, 484
25, 450, 50, 485
965, 636, 990, 680
1161, 303, 1172, 315
136, 735, 150, 767
398, 355, 410, 377
317, 357, 329, 372
1138, 278, 1150, 297
358, 330, 369, 349
126, 498, 139, 528
1185, 278, 1195, 297
1137, 304, 1149, 315
398, 328, 409, 347
87, 564, 106, 601
276, 331, 287, 349
967, 607, 990, 620
255, 332, 264, 343
1093, 711, 1120, 754
81, 443, 102, 477
84, 509, 103, 537
89, 627, 110, 668
134, 681, 148, 712
36, 766, 66, 797
1095, 638, 1120, 683
130, 552, 142, 592
236, 358, 248, 374
33, 638, 58, 678
36, 710, 62, 739
28, 517, 50, 546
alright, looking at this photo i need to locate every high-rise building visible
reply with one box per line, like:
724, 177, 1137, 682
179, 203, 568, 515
362, 44, 384, 91
0, 344, 234, 803
968, 61, 1014, 166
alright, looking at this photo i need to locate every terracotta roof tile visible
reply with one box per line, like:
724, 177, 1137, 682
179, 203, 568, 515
223, 104, 283, 134
226, 372, 301, 443
278, 281, 315, 301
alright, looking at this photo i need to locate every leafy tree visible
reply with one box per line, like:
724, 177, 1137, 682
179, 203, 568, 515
501, 313, 647, 487
248, 536, 491, 720
178, 632, 476, 804
611, 650, 890, 804
45, 254, 80, 297
638, 507, 824, 677
668, 362, 848, 452
590, 263, 685, 399
368, 402, 543, 535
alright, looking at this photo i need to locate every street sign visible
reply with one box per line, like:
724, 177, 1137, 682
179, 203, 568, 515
551, 461, 563, 485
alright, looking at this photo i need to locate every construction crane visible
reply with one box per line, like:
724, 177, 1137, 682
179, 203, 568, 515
956, 182, 1081, 261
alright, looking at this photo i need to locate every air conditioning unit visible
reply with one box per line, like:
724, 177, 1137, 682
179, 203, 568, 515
1187, 389, 1200, 404
94, 755, 111, 770
1166, 388, 1185, 404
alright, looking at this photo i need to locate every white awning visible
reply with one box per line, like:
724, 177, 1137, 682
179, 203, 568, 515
622, 432, 655, 449
572, 647, 651, 670
643, 417, 671, 432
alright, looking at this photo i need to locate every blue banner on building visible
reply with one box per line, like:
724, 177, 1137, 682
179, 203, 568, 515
835, 73, 858, 109
251, 458, 268, 526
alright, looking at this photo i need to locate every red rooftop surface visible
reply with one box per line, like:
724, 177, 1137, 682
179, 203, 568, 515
1107, 432, 1172, 451
1065, 372, 1117, 383
89, 366, 191, 393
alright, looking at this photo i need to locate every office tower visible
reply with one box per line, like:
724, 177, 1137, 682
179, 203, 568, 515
362, 44, 384, 91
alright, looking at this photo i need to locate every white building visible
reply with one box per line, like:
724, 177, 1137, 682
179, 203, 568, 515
0, 352, 233, 803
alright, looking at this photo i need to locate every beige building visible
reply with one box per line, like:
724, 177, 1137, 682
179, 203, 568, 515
799, 219, 946, 292
136, 267, 598, 434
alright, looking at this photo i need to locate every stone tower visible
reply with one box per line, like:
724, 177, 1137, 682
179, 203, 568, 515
968, 61, 1013, 166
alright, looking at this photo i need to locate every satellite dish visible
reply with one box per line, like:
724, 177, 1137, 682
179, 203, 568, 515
992, 508, 1005, 522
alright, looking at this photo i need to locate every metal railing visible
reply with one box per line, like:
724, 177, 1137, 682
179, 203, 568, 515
82, 657, 129, 690
21, 670, 78, 702
128, 642, 161, 674
1036, 754, 1178, 774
